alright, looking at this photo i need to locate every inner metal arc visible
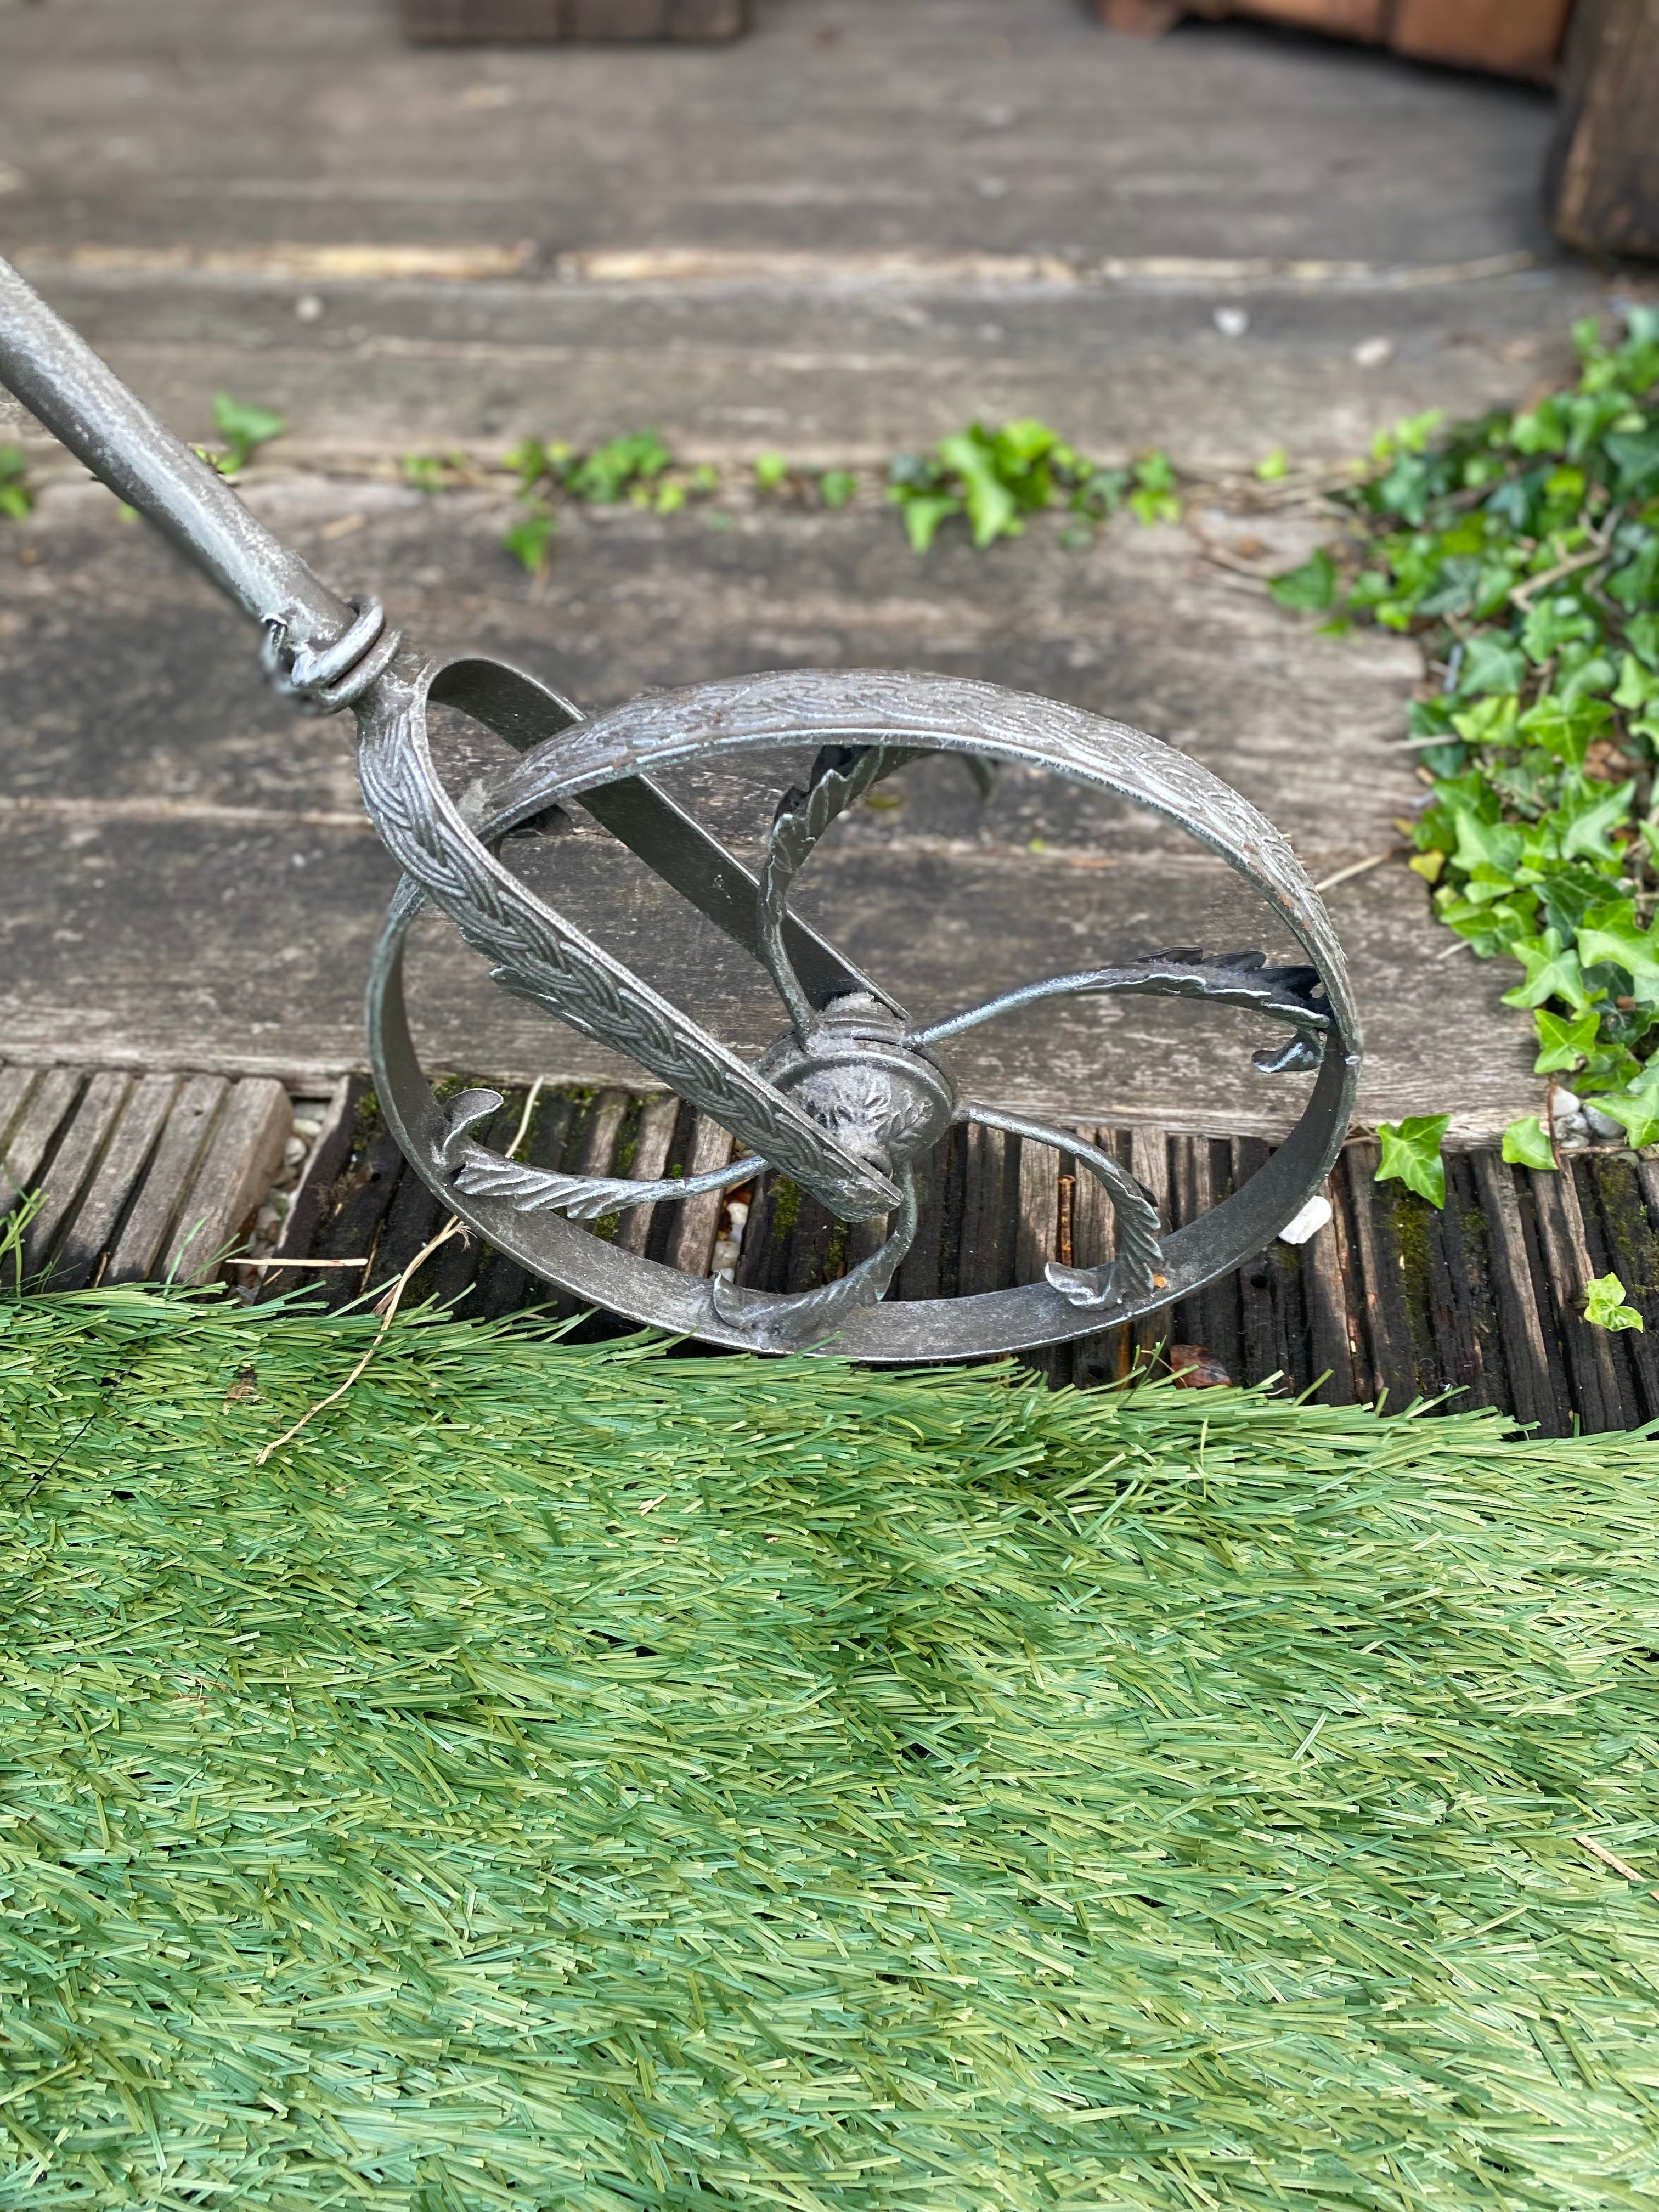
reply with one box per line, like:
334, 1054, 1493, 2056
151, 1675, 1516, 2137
958, 1101, 1164, 1310
910, 956, 1334, 1051
755, 743, 917, 1039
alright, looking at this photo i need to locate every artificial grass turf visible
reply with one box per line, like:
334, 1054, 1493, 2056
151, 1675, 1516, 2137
1, 1289, 1658, 2211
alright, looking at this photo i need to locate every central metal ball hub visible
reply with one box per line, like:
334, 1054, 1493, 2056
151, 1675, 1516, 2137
757, 992, 957, 1183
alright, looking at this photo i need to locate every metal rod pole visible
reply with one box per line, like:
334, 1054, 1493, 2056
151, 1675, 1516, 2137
0, 253, 351, 658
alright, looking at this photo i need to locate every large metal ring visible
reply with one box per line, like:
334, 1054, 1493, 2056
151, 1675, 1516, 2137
360, 662, 1361, 1360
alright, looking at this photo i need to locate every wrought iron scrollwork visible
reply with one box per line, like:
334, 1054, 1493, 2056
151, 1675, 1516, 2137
0, 258, 1360, 1359
358, 670, 1361, 1356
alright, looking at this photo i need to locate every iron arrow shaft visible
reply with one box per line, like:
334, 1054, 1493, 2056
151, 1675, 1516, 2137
0, 254, 353, 664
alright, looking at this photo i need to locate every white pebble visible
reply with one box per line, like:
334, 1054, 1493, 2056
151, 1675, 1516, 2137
1213, 306, 1250, 339
1353, 335, 1393, 368
295, 294, 323, 323
1278, 1194, 1333, 1245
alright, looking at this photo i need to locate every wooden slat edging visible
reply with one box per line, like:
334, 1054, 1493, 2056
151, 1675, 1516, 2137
104, 1075, 230, 1284
1467, 1152, 1561, 1434
0, 1066, 83, 1214
0, 1066, 39, 1170
1303, 1177, 1358, 1404
575, 1087, 633, 1180
264, 1075, 360, 1274
664, 1115, 735, 1278
48, 1075, 180, 1293
162, 1078, 293, 1285
959, 1122, 1009, 1298
1014, 1133, 1060, 1285
613, 1094, 680, 1257
1328, 1156, 1373, 1406
1342, 1140, 1419, 1412
1581, 1156, 1659, 1421
21, 1070, 132, 1282
1528, 1163, 1624, 1434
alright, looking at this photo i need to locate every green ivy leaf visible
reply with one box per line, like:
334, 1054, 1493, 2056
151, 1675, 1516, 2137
211, 392, 286, 472
1553, 775, 1637, 865
1500, 928, 1596, 1014
1533, 1007, 1601, 1072
1502, 1115, 1557, 1170
1584, 1078, 1659, 1149
898, 495, 963, 554
938, 432, 1022, 548
501, 504, 556, 575
1268, 549, 1338, 612
754, 453, 790, 491
1576, 910, 1659, 1005
1374, 1114, 1451, 1207
1605, 429, 1659, 500
1584, 1271, 1645, 1330
1454, 635, 1525, 698
1516, 695, 1613, 768
1521, 595, 1598, 664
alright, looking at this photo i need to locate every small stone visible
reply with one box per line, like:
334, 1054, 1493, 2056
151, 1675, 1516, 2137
1212, 306, 1250, 339
1278, 1193, 1333, 1245
1353, 335, 1393, 368
295, 294, 324, 323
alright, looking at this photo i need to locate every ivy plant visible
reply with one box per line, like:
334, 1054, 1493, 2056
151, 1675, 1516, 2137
1374, 1114, 1451, 1207
1274, 310, 1659, 1169
886, 419, 1178, 553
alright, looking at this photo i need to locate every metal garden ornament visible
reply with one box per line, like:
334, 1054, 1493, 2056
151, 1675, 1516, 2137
0, 256, 1362, 1357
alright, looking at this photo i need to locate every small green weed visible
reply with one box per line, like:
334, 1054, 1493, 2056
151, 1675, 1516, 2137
210, 392, 286, 475
887, 419, 1179, 552
1584, 1270, 1645, 1330
0, 442, 31, 521
501, 432, 721, 570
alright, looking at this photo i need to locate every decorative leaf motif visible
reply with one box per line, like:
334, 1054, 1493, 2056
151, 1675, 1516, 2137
758, 743, 917, 1034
